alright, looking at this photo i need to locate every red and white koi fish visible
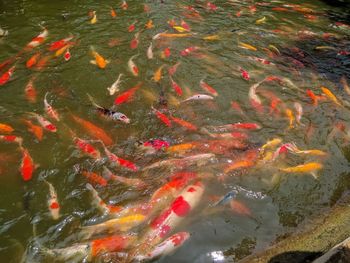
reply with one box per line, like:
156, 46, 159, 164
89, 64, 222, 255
44, 92, 60, 121
103, 145, 138, 172
181, 20, 190, 31
121, 0, 128, 10
199, 79, 218, 96
271, 143, 296, 161
207, 2, 218, 11
103, 166, 145, 188
152, 107, 172, 127
48, 36, 74, 51
20, 147, 36, 181
294, 102, 303, 125
25, 78, 37, 103
141, 139, 170, 154
128, 54, 139, 76
180, 46, 200, 56
26, 52, 41, 68
249, 80, 264, 112
45, 180, 60, 220
30, 113, 57, 132
168, 61, 181, 76
136, 232, 190, 261
114, 82, 142, 105
128, 21, 137, 32
240, 68, 250, 81
0, 135, 22, 145
170, 76, 183, 96
133, 182, 204, 257
147, 42, 154, 59
64, 48, 71, 61
107, 73, 123, 96
182, 94, 214, 103
171, 116, 197, 131
130, 32, 140, 49
26, 27, 48, 49
0, 66, 15, 86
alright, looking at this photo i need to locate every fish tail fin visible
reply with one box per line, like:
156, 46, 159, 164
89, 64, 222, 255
86, 93, 101, 109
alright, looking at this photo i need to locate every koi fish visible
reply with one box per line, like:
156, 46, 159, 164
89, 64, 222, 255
256, 16, 266, 24
0, 123, 14, 133
103, 167, 145, 188
147, 42, 154, 59
121, 0, 128, 10
114, 82, 142, 105
130, 32, 140, 49
207, 2, 218, 11
128, 55, 139, 76
107, 73, 123, 96
173, 26, 189, 33
26, 52, 41, 68
45, 234, 135, 262
55, 44, 69, 57
0, 66, 15, 86
24, 78, 37, 103
44, 180, 60, 220
306, 89, 319, 106
141, 139, 170, 154
238, 42, 257, 51
171, 116, 197, 131
170, 76, 183, 96
180, 46, 200, 56
182, 94, 214, 103
128, 21, 137, 32
152, 107, 172, 127
261, 138, 282, 151
240, 68, 250, 81
249, 80, 264, 112
153, 65, 165, 82
199, 80, 218, 96
168, 61, 181, 76
294, 102, 303, 125
162, 47, 171, 58
181, 19, 190, 31
71, 114, 113, 146
35, 55, 52, 70
136, 232, 190, 261
23, 119, 43, 141
30, 113, 57, 132
74, 137, 101, 159
87, 94, 130, 123
110, 7, 117, 18
20, 147, 36, 181
203, 35, 220, 41
224, 160, 255, 174
321, 86, 342, 106
90, 11, 97, 24
280, 162, 323, 179
285, 108, 295, 128
90, 46, 109, 69
26, 27, 48, 49
153, 32, 192, 40
81, 214, 145, 237
166, 143, 196, 154
231, 101, 244, 115
102, 145, 138, 172
341, 76, 350, 96
145, 20, 154, 29
64, 48, 71, 61
82, 171, 108, 187
44, 92, 60, 121
48, 36, 74, 51
0, 135, 22, 145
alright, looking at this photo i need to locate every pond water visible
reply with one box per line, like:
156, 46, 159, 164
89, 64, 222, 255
0, 0, 349, 262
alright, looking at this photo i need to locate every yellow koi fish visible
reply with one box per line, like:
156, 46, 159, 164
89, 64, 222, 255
262, 138, 282, 150
90, 11, 97, 24
238, 42, 257, 51
294, 149, 327, 156
321, 86, 342, 106
153, 65, 165, 82
256, 16, 266, 24
285, 108, 295, 128
280, 162, 323, 179
173, 26, 189, 33
203, 35, 220, 41
167, 143, 196, 153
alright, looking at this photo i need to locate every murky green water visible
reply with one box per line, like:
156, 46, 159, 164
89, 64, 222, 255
0, 0, 350, 262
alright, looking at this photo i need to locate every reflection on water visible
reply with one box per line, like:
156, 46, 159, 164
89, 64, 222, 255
0, 0, 349, 262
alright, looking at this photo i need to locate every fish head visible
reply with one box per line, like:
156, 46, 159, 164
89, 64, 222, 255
112, 112, 130, 123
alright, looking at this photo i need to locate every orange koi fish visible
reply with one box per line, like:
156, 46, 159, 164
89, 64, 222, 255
45, 180, 60, 220
171, 116, 197, 131
23, 119, 43, 141
0, 66, 15, 86
169, 76, 183, 96
26, 27, 48, 49
90, 46, 109, 69
166, 143, 196, 153
82, 171, 108, 187
224, 160, 255, 174
285, 108, 295, 128
20, 147, 36, 181
306, 89, 319, 106
280, 162, 323, 179
25, 78, 37, 103
0, 123, 14, 133
110, 7, 117, 18
145, 20, 154, 29
200, 79, 218, 96
44, 92, 60, 121
152, 107, 171, 127
128, 54, 139, 76
71, 114, 113, 146
26, 52, 41, 68
35, 55, 52, 70
114, 82, 142, 105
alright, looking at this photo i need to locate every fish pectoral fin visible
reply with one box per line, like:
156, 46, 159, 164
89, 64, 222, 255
310, 172, 319, 179
90, 60, 97, 65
